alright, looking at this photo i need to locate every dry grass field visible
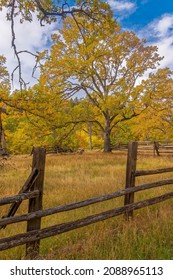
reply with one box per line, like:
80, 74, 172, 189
1, 151, 173, 260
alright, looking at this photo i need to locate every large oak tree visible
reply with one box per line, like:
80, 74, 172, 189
41, 12, 162, 152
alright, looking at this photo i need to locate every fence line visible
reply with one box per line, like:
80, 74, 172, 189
112, 141, 173, 156
124, 142, 173, 219
1, 178, 173, 230
1, 142, 173, 258
1, 191, 173, 252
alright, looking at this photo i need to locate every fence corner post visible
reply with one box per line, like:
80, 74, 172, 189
26, 147, 46, 259
124, 141, 138, 220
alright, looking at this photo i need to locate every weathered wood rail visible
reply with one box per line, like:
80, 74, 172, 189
1, 142, 173, 258
112, 141, 173, 156
0, 147, 46, 258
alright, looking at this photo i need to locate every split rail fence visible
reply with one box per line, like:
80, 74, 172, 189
112, 141, 173, 156
1, 143, 173, 259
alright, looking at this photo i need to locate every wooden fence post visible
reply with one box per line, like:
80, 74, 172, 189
124, 142, 138, 219
26, 147, 46, 259
153, 141, 160, 156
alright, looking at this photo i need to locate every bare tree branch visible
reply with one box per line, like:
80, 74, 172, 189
5, 1, 100, 90
10, 0, 27, 89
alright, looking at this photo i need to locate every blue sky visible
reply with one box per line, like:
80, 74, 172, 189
118, 0, 173, 29
107, 0, 173, 70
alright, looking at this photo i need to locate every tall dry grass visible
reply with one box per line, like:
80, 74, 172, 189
0, 151, 173, 260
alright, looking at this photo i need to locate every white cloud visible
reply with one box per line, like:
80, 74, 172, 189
0, 9, 58, 90
138, 14, 173, 70
156, 38, 173, 69
156, 15, 173, 37
141, 14, 173, 39
108, 0, 137, 16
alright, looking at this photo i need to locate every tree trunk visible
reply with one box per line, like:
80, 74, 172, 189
1, 128, 6, 151
0, 113, 6, 152
103, 114, 112, 152
88, 122, 93, 150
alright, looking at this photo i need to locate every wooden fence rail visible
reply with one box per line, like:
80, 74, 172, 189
0, 168, 39, 225
0, 191, 39, 207
1, 178, 173, 229
1, 191, 173, 252
113, 141, 173, 156
135, 167, 173, 177
1, 142, 173, 259
124, 142, 173, 219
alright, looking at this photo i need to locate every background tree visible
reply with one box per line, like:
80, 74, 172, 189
132, 68, 173, 141
0, 55, 10, 154
0, 55, 10, 94
4, 78, 85, 153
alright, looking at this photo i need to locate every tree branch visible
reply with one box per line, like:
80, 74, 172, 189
11, 0, 27, 90
7, 0, 100, 90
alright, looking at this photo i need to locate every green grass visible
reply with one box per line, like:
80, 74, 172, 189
1, 151, 173, 260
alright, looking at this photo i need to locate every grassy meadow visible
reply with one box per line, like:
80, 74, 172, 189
1, 151, 173, 260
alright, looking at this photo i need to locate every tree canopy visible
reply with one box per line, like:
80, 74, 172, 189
1, 2, 173, 154
40, 13, 163, 151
